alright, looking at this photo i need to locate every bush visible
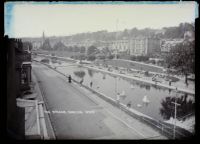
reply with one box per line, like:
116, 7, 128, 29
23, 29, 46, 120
144, 71, 149, 76
87, 55, 96, 61
98, 55, 106, 60
130, 55, 137, 61
130, 55, 149, 62
74, 71, 85, 78
41, 58, 50, 63
79, 55, 86, 60
108, 55, 114, 59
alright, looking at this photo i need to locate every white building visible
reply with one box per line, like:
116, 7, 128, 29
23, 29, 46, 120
130, 37, 160, 56
107, 37, 160, 56
111, 39, 129, 52
31, 41, 42, 50
129, 37, 148, 56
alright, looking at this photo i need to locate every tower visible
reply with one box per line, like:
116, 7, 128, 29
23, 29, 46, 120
42, 31, 45, 44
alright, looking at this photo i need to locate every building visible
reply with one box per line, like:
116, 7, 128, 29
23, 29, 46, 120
32, 41, 41, 50
6, 36, 25, 139
129, 37, 161, 56
160, 39, 183, 53
109, 39, 129, 53
6, 36, 33, 139
107, 37, 160, 56
183, 30, 195, 43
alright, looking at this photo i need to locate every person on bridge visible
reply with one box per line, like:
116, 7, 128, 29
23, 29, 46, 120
68, 75, 72, 83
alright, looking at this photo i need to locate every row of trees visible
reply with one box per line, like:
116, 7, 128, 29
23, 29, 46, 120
24, 22, 194, 46
165, 40, 195, 83
40, 40, 86, 53
61, 22, 194, 42
162, 23, 194, 39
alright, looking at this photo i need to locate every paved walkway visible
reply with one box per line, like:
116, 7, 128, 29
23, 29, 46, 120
31, 71, 56, 139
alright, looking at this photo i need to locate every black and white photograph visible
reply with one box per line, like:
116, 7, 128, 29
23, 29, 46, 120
5, 1, 197, 140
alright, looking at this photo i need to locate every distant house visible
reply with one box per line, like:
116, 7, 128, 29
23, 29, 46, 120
129, 37, 160, 56
160, 39, 183, 53
106, 37, 160, 56
109, 39, 129, 53
183, 31, 195, 43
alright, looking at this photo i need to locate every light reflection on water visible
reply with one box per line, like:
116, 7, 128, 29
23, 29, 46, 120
57, 65, 195, 121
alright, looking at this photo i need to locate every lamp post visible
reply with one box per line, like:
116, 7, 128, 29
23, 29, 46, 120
115, 19, 119, 102
171, 89, 181, 139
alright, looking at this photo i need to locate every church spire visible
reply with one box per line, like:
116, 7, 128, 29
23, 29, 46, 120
42, 31, 45, 43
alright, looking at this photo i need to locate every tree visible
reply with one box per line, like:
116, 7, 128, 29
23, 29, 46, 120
23, 42, 33, 51
160, 95, 194, 120
87, 45, 98, 55
108, 55, 114, 59
41, 58, 50, 63
41, 39, 52, 50
74, 71, 85, 79
87, 55, 96, 61
165, 40, 195, 83
130, 55, 137, 61
53, 41, 66, 51
80, 46, 86, 53
73, 46, 80, 52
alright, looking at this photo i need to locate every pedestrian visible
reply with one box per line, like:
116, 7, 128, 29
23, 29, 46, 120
127, 101, 131, 108
90, 81, 93, 88
186, 81, 189, 87
116, 93, 120, 105
80, 78, 83, 85
68, 75, 72, 83
169, 80, 172, 86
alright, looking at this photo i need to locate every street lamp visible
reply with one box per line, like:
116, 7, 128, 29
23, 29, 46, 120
171, 89, 181, 139
115, 19, 119, 103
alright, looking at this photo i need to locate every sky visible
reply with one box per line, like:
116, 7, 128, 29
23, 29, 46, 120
4, 1, 198, 38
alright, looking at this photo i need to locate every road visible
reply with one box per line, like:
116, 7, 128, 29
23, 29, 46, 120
32, 62, 167, 139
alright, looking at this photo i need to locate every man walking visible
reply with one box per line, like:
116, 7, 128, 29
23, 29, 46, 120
90, 81, 93, 88
80, 78, 84, 85
68, 75, 72, 83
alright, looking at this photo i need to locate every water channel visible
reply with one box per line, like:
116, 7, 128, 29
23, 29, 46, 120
41, 57, 195, 122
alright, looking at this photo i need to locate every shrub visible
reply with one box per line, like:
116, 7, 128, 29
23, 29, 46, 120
41, 58, 50, 63
87, 55, 96, 61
